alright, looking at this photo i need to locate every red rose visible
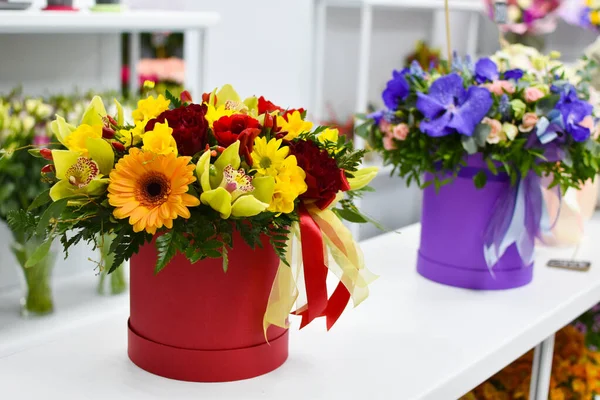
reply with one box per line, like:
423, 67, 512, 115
213, 114, 262, 165
145, 104, 209, 156
288, 140, 350, 210
258, 96, 283, 115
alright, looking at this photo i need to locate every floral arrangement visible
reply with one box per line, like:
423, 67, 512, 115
560, 0, 600, 31
11, 85, 377, 329
359, 48, 600, 192
462, 325, 600, 400
485, 0, 564, 36
358, 46, 600, 269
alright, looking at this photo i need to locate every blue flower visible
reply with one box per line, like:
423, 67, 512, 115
498, 94, 511, 121
504, 69, 524, 81
382, 69, 410, 110
409, 60, 425, 79
474, 58, 499, 84
416, 73, 493, 137
555, 85, 593, 142
368, 110, 384, 125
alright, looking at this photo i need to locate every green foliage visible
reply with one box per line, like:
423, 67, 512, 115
165, 90, 182, 109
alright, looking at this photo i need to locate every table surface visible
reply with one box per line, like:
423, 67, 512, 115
2, 216, 600, 399
0, 10, 221, 33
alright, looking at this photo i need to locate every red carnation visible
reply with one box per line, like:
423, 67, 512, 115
145, 104, 209, 156
288, 140, 350, 210
258, 96, 283, 115
213, 114, 261, 165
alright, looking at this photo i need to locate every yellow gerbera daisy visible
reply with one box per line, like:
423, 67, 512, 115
132, 95, 170, 123
277, 111, 313, 141
251, 137, 290, 177
108, 148, 200, 235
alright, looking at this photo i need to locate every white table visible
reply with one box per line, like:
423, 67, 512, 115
0, 10, 220, 97
2, 215, 600, 399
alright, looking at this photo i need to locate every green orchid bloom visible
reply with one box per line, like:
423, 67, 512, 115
347, 167, 379, 191
49, 137, 114, 201
207, 84, 258, 116
196, 141, 274, 219
50, 96, 124, 152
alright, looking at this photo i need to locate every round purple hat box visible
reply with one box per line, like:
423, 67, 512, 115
416, 155, 534, 290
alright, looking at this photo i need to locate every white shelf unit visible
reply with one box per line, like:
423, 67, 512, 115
0, 9, 221, 97
3, 214, 600, 399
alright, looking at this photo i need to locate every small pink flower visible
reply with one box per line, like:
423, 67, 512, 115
383, 135, 396, 151
482, 117, 504, 144
484, 80, 515, 96
392, 123, 409, 141
519, 112, 539, 133
524, 87, 545, 103
379, 119, 392, 135
579, 115, 594, 130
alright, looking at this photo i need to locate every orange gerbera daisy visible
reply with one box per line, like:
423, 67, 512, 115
108, 148, 200, 234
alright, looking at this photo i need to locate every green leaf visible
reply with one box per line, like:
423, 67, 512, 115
334, 207, 368, 223
36, 198, 68, 237
155, 231, 180, 274
486, 159, 498, 175
473, 124, 491, 148
28, 189, 51, 211
165, 90, 182, 109
461, 136, 478, 155
474, 170, 488, 189
25, 236, 54, 268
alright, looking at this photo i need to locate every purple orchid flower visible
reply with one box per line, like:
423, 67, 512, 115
555, 85, 593, 142
416, 73, 493, 137
504, 69, 524, 81
367, 110, 384, 125
474, 58, 498, 84
382, 69, 410, 110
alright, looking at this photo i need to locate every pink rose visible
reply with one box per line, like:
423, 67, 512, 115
482, 117, 504, 144
524, 87, 544, 103
392, 123, 409, 141
579, 115, 594, 130
519, 112, 539, 132
379, 119, 392, 135
484, 80, 515, 96
383, 135, 396, 151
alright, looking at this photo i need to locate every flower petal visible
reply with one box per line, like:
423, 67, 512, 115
448, 86, 493, 136
200, 187, 232, 219
252, 176, 275, 204
50, 180, 75, 201
231, 195, 269, 218
52, 150, 80, 180
419, 110, 453, 137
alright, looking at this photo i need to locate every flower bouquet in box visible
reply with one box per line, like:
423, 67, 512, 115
12, 85, 378, 382
358, 50, 600, 290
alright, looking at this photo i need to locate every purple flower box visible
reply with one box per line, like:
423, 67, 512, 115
417, 156, 534, 290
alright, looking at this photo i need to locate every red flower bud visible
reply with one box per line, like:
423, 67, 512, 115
112, 141, 125, 152
102, 126, 116, 139
201, 92, 217, 105
180, 90, 193, 104
40, 148, 53, 161
107, 115, 118, 127
41, 164, 55, 174
263, 113, 274, 129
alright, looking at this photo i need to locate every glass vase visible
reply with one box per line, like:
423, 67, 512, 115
10, 236, 56, 317
97, 233, 127, 296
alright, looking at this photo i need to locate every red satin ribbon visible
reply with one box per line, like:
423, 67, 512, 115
296, 204, 351, 330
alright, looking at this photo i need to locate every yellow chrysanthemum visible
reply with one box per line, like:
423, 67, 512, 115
267, 156, 307, 214
277, 111, 313, 140
205, 103, 234, 127
132, 95, 170, 123
142, 121, 177, 155
118, 118, 149, 147
108, 148, 200, 235
251, 137, 290, 177
65, 124, 102, 156
318, 128, 342, 154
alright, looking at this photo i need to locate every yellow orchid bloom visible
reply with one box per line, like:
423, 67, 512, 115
277, 111, 313, 140
205, 84, 258, 119
50, 137, 114, 201
142, 121, 178, 155
196, 141, 274, 219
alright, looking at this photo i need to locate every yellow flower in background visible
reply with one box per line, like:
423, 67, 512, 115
118, 119, 148, 147
251, 137, 290, 177
108, 148, 199, 234
65, 124, 102, 156
205, 103, 234, 127
132, 95, 170, 123
277, 111, 313, 140
142, 121, 177, 155
267, 156, 307, 214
